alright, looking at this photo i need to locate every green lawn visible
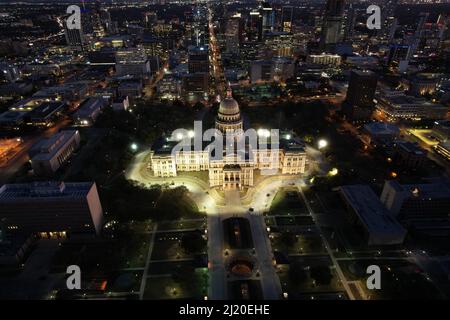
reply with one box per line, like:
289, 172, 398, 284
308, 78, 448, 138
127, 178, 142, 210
339, 259, 443, 300
151, 237, 192, 261
269, 188, 308, 216
143, 268, 208, 300
277, 264, 343, 296
271, 233, 327, 256
157, 219, 206, 231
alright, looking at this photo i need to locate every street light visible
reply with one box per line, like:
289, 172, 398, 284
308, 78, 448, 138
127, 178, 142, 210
328, 168, 339, 176
257, 128, 270, 138
130, 143, 138, 152
318, 139, 328, 150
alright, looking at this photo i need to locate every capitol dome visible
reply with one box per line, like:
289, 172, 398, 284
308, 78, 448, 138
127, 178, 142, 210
215, 85, 243, 136
219, 87, 240, 116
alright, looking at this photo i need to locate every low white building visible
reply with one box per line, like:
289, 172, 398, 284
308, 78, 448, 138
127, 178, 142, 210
73, 98, 106, 126
306, 54, 342, 66
29, 130, 80, 176
376, 92, 448, 121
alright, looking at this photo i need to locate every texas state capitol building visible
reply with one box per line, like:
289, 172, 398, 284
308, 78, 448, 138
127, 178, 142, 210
148, 87, 308, 190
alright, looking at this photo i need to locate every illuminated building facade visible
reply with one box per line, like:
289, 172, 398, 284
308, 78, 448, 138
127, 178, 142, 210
148, 88, 308, 190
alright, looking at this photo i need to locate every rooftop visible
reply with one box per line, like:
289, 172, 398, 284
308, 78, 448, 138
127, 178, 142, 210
339, 185, 406, 236
74, 98, 105, 118
396, 141, 426, 156
30, 130, 79, 162
26, 101, 66, 120
385, 180, 450, 200
0, 181, 95, 200
364, 122, 400, 136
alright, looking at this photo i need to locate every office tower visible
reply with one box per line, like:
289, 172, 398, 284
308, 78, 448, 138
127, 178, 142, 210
250, 60, 273, 83
344, 3, 355, 40
79, 1, 94, 35
188, 46, 209, 74
226, 13, 243, 54
320, 0, 345, 50
342, 70, 378, 121
249, 11, 263, 42
381, 0, 398, 41
99, 9, 111, 27
0, 182, 104, 236
0, 62, 20, 83
99, 9, 118, 34
115, 48, 151, 78
387, 44, 410, 67
438, 14, 450, 51
281, 6, 293, 33
143, 11, 158, 30
388, 18, 398, 43
407, 12, 429, 60
261, 2, 274, 37
381, 180, 450, 220
64, 15, 87, 50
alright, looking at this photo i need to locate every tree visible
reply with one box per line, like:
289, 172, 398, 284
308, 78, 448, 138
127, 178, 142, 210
172, 264, 196, 289
153, 186, 199, 221
280, 232, 297, 248
310, 265, 333, 286
193, 102, 205, 112
289, 261, 308, 286
181, 231, 206, 254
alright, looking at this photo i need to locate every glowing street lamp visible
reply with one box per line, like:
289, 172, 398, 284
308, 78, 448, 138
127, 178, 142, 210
328, 168, 339, 176
318, 139, 328, 150
257, 129, 271, 138
130, 143, 138, 152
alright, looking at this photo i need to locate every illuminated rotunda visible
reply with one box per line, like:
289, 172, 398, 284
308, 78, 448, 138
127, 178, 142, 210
148, 87, 308, 190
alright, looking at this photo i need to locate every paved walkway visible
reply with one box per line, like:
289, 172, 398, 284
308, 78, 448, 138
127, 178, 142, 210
139, 223, 158, 300
297, 185, 356, 300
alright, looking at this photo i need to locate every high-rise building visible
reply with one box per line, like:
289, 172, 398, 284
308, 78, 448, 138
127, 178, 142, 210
281, 6, 293, 33
115, 48, 151, 78
250, 60, 273, 83
342, 70, 378, 121
188, 46, 209, 74
100, 9, 113, 34
437, 14, 450, 51
344, 3, 356, 40
320, 0, 345, 50
261, 2, 274, 37
249, 11, 263, 42
0, 62, 20, 83
380, 0, 398, 41
143, 11, 158, 30
407, 12, 429, 60
226, 13, 243, 54
64, 15, 87, 50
